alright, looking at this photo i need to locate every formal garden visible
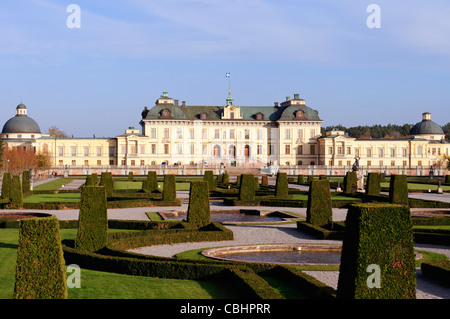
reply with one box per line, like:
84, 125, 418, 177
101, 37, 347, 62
0, 170, 449, 299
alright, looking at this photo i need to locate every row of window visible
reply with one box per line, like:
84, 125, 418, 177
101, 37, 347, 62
147, 128, 317, 140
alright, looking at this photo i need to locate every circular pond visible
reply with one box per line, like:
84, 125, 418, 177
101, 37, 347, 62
160, 209, 297, 223
202, 244, 342, 266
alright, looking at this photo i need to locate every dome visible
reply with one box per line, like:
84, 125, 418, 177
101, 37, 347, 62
410, 112, 444, 136
1, 104, 41, 134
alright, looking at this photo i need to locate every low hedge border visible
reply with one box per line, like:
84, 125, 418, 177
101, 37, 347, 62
420, 261, 450, 286
296, 221, 346, 240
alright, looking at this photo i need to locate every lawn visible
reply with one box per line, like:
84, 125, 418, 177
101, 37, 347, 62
23, 193, 81, 203
114, 181, 191, 191
33, 178, 74, 191
380, 182, 450, 192
0, 228, 245, 299
291, 194, 363, 201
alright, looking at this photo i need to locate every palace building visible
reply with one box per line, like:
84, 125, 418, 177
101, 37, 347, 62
1, 92, 449, 176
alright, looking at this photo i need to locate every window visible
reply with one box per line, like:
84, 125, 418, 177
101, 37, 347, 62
202, 129, 208, 139
310, 129, 315, 139
285, 129, 291, 139
151, 144, 156, 154
298, 145, 303, 155
391, 161, 395, 166
367, 160, 371, 166
97, 160, 102, 165
257, 144, 262, 155
269, 144, 275, 155
366, 148, 372, 157
190, 144, 195, 155
417, 146, 422, 155
245, 129, 250, 139
164, 128, 169, 139
140, 145, 145, 154
58, 160, 63, 166
109, 147, 115, 157
390, 148, 396, 157
337, 146, 343, 155
140, 160, 145, 166
215, 129, 220, 139
176, 128, 182, 139
151, 128, 157, 138
257, 129, 263, 140
121, 145, 126, 154
71, 147, 77, 156
84, 160, 89, 166
202, 144, 207, 155
58, 146, 64, 156
310, 145, 315, 155
189, 129, 194, 139
378, 148, 384, 158
72, 160, 76, 166
130, 143, 137, 154
96, 147, 102, 157
403, 160, 407, 166
200, 113, 207, 120
379, 160, 383, 166
347, 147, 351, 155
355, 148, 360, 157
131, 160, 135, 166
402, 148, 407, 157
230, 112, 234, 119
229, 145, 236, 156
285, 145, 291, 155
230, 129, 235, 139
176, 143, 182, 155
297, 129, 303, 140
164, 144, 169, 154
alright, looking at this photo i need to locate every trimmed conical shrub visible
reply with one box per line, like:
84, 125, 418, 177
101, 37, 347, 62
100, 172, 114, 197
306, 179, 332, 227
187, 181, 211, 228
337, 203, 416, 299
22, 170, 31, 193
389, 174, 409, 205
203, 170, 216, 191
239, 174, 256, 201
344, 171, 358, 194
14, 216, 68, 299
75, 186, 108, 252
162, 174, 176, 201
365, 173, 380, 196
1, 172, 12, 200
10, 175, 23, 208
275, 172, 289, 197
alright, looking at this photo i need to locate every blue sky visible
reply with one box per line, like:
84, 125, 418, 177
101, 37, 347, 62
1, 0, 449, 137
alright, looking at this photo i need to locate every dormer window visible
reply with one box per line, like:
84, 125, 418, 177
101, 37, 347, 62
255, 112, 264, 120
295, 110, 305, 120
159, 109, 172, 119
230, 112, 234, 119
200, 113, 207, 120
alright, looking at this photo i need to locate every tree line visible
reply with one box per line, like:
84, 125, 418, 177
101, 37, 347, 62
323, 122, 450, 141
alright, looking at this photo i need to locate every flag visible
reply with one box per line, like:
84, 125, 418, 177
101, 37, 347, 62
226, 72, 230, 78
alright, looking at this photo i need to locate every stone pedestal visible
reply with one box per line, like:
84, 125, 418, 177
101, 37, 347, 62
357, 171, 364, 192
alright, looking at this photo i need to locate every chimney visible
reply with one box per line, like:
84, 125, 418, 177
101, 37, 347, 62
182, 101, 186, 107
294, 93, 300, 100
286, 96, 291, 101
174, 100, 179, 106
274, 102, 279, 107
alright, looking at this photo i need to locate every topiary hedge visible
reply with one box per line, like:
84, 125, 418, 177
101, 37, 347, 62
142, 171, 159, 193
297, 175, 304, 184
162, 174, 176, 201
239, 174, 256, 202
365, 173, 380, 196
306, 179, 332, 227
1, 172, 12, 200
187, 181, 211, 228
275, 172, 289, 197
14, 216, 68, 299
337, 203, 416, 299
100, 172, 114, 197
203, 170, 216, 191
389, 174, 409, 205
22, 170, 31, 193
343, 171, 357, 194
76, 186, 108, 252
9, 175, 23, 208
